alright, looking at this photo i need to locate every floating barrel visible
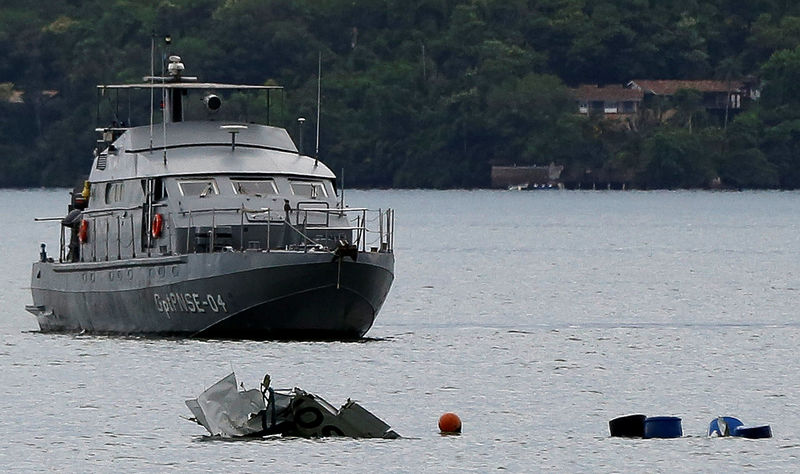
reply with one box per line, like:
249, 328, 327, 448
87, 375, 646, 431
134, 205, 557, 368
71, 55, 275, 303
609, 414, 646, 437
734, 425, 772, 439
643, 416, 682, 439
708, 416, 743, 437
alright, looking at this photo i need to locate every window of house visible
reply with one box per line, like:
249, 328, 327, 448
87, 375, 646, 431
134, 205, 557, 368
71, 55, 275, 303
231, 178, 278, 196
178, 179, 219, 197
290, 180, 327, 199
623, 101, 635, 113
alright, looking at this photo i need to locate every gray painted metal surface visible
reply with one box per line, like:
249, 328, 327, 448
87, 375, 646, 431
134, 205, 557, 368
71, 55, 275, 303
91, 122, 335, 182
28, 58, 395, 339
185, 372, 399, 438
31, 251, 393, 339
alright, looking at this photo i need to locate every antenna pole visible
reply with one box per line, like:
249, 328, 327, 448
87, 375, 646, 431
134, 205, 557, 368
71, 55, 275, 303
315, 51, 321, 166
162, 34, 171, 166
149, 32, 155, 150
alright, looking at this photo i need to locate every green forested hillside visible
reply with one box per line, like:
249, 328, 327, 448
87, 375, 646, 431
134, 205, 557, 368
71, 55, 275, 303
2, 0, 800, 189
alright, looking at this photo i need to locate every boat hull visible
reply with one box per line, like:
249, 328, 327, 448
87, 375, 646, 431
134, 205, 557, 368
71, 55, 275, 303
29, 251, 394, 339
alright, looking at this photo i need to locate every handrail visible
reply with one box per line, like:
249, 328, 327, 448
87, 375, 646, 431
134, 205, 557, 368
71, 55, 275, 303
179, 207, 392, 252
176, 206, 372, 215
82, 204, 144, 215
303, 225, 364, 231
71, 205, 393, 261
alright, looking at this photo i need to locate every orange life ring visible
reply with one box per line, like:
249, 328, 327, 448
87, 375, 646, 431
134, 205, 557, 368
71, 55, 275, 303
151, 213, 164, 239
78, 220, 89, 244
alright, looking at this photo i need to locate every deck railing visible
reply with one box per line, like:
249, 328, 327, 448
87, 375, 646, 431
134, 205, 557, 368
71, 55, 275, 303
47, 205, 393, 263
177, 206, 394, 253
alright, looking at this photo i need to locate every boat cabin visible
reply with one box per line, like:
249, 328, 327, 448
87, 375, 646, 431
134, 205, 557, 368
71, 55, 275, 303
59, 55, 392, 263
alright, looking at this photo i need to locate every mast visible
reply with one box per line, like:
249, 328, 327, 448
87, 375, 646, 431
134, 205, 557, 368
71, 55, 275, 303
149, 34, 155, 149
315, 52, 321, 166
165, 55, 186, 123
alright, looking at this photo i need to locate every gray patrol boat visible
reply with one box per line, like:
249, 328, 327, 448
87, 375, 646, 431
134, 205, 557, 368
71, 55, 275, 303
27, 55, 394, 339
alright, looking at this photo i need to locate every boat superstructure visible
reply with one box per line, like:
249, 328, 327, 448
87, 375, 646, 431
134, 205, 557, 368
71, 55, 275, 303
27, 55, 395, 339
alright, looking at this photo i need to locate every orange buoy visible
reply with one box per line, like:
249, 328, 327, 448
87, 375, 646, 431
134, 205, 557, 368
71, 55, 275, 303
438, 412, 462, 434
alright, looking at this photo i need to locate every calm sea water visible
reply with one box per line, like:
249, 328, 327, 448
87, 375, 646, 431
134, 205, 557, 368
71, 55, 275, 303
1, 189, 799, 472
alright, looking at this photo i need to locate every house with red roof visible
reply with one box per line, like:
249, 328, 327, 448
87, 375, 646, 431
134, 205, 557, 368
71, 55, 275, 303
572, 84, 644, 117
627, 79, 745, 112
572, 79, 753, 126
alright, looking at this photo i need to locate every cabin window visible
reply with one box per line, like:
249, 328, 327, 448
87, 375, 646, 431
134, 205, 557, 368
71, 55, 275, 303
231, 178, 278, 196
105, 182, 125, 204
290, 180, 327, 199
179, 179, 219, 197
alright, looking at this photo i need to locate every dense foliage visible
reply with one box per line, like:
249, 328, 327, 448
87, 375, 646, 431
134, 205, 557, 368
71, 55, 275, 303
2, 0, 800, 189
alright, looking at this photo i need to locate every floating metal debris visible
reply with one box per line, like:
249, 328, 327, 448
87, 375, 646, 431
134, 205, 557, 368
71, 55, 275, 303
708, 416, 772, 439
185, 372, 399, 439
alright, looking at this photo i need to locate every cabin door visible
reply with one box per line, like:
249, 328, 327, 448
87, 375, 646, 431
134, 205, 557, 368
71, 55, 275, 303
142, 178, 168, 255
143, 179, 154, 253
143, 179, 165, 248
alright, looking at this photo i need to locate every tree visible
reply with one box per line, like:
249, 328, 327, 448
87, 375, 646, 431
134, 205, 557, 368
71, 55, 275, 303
3, 0, 800, 189
641, 129, 718, 188
758, 46, 800, 187
715, 56, 742, 129
671, 88, 704, 133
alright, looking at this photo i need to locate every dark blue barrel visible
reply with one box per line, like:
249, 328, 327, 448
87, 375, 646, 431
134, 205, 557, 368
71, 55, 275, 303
644, 416, 682, 439
734, 425, 772, 439
609, 414, 646, 437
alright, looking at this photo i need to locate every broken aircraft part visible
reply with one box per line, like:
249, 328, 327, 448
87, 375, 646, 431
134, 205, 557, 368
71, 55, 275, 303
185, 372, 399, 439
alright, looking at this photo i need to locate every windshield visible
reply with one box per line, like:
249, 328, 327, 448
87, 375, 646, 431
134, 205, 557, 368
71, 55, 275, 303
179, 179, 219, 197
231, 179, 278, 196
290, 181, 327, 199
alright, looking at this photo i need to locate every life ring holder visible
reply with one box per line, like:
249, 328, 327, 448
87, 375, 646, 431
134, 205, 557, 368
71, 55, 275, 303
78, 220, 89, 244
151, 213, 164, 239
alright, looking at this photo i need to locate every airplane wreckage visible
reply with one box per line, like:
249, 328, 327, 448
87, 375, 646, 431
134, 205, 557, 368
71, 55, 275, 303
185, 372, 399, 439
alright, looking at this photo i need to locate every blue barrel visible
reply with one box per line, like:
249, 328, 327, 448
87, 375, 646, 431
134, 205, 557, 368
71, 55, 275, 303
708, 416, 743, 436
644, 416, 682, 439
609, 414, 646, 437
734, 425, 772, 439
